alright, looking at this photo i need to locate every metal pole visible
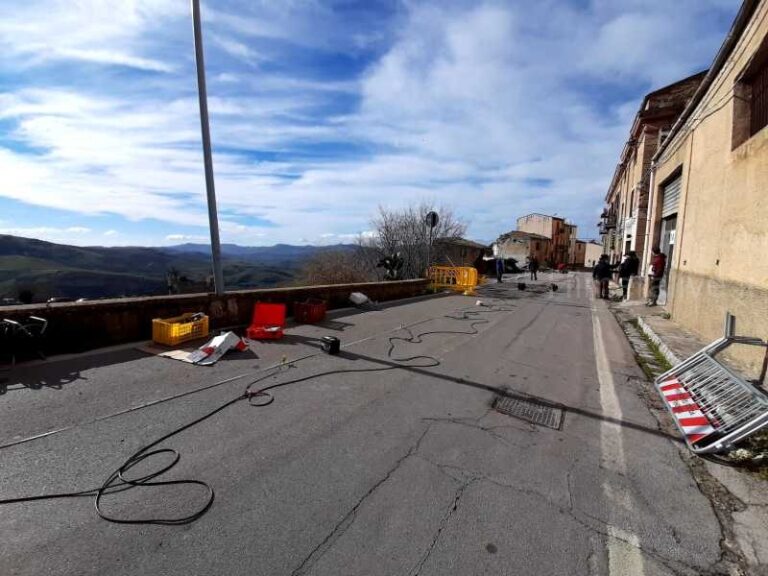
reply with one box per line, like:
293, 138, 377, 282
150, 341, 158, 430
191, 0, 225, 296
426, 226, 433, 277
724, 312, 735, 339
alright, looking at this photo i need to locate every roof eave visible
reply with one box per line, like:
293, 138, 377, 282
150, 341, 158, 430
653, 0, 760, 163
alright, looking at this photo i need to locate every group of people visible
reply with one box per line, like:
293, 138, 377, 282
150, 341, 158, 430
592, 247, 667, 304
495, 255, 540, 283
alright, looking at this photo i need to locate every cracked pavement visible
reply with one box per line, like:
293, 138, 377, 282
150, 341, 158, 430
0, 273, 726, 575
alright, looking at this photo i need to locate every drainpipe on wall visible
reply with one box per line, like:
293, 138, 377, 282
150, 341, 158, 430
642, 160, 657, 277
668, 129, 696, 315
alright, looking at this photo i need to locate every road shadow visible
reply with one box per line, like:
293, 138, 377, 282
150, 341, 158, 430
315, 319, 354, 332
337, 348, 681, 444
0, 348, 147, 395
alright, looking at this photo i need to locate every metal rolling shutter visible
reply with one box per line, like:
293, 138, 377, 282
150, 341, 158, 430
661, 176, 681, 218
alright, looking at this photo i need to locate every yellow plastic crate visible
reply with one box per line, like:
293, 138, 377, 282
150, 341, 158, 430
152, 313, 209, 346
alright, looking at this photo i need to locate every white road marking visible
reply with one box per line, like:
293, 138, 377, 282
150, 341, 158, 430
589, 277, 646, 575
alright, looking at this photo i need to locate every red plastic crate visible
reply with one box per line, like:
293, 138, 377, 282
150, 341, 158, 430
294, 299, 327, 324
246, 302, 286, 340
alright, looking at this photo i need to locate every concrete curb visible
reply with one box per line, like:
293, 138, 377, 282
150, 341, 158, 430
636, 316, 683, 367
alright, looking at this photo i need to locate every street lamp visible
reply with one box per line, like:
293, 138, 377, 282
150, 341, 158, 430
191, 0, 225, 295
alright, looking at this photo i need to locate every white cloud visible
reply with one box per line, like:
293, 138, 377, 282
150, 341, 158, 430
0, 0, 738, 246
216, 73, 240, 83
0, 0, 185, 71
165, 234, 208, 242
0, 226, 92, 243
210, 34, 264, 66
54, 48, 174, 73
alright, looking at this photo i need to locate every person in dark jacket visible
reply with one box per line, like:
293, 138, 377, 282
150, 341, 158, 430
592, 254, 613, 299
617, 251, 640, 300
647, 247, 667, 306
496, 257, 504, 283
528, 255, 540, 280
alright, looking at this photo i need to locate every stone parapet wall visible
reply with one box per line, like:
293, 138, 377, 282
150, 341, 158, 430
1, 280, 429, 354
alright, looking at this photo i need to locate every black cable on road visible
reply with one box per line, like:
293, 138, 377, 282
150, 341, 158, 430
0, 303, 514, 525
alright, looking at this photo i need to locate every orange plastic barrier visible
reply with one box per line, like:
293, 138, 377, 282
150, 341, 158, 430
428, 266, 479, 294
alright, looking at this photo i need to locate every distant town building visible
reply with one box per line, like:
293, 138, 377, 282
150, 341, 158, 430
574, 240, 603, 268
639, 0, 768, 372
598, 71, 706, 282
493, 231, 550, 267
565, 223, 578, 265
432, 237, 487, 267
516, 213, 577, 266
585, 241, 603, 269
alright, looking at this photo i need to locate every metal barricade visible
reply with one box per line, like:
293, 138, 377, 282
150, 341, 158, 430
655, 313, 768, 454
428, 266, 479, 294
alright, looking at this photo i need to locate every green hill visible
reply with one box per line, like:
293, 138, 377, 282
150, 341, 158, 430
0, 235, 299, 303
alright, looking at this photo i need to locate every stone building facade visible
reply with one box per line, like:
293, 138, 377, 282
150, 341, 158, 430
517, 213, 577, 266
643, 0, 768, 372
432, 237, 487, 267
573, 240, 603, 268
600, 72, 706, 281
493, 231, 550, 267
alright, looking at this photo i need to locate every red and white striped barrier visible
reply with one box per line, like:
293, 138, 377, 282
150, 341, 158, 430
658, 378, 716, 445
654, 314, 768, 454
187, 331, 248, 366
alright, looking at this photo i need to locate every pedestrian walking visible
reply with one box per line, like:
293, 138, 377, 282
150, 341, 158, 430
618, 251, 640, 300
592, 254, 612, 299
529, 255, 539, 281
647, 247, 667, 306
496, 257, 504, 283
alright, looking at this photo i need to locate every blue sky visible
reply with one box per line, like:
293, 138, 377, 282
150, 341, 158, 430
0, 0, 740, 247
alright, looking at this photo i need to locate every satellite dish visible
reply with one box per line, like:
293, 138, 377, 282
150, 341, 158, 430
425, 211, 439, 229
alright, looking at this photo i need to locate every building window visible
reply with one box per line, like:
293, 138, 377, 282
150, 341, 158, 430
658, 128, 671, 146
733, 39, 768, 148
749, 58, 768, 136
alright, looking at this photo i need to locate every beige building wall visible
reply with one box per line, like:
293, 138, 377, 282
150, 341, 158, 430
495, 234, 550, 265
517, 214, 572, 265
584, 242, 603, 268
566, 224, 579, 264
574, 241, 586, 266
648, 1, 768, 372
517, 214, 553, 239
602, 73, 704, 271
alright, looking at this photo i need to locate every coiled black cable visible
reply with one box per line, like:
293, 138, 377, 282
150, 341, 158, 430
0, 302, 514, 525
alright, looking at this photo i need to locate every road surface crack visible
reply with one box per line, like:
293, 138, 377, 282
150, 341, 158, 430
407, 478, 475, 576
611, 306, 753, 575
424, 455, 700, 575
421, 416, 534, 450
678, 450, 750, 576
289, 424, 433, 576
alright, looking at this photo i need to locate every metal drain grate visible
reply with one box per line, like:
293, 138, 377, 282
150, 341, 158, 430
493, 396, 563, 430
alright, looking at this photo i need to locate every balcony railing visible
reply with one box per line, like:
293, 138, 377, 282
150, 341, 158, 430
598, 215, 617, 234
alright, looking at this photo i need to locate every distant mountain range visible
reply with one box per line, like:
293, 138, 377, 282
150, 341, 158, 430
163, 242, 356, 263
0, 235, 354, 303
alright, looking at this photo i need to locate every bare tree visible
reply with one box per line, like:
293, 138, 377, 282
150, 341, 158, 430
363, 203, 467, 279
166, 268, 180, 295
298, 249, 377, 286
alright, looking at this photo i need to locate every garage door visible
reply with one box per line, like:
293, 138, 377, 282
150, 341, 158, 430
661, 175, 682, 218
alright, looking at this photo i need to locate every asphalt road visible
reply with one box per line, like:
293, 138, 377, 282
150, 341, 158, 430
0, 273, 721, 575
